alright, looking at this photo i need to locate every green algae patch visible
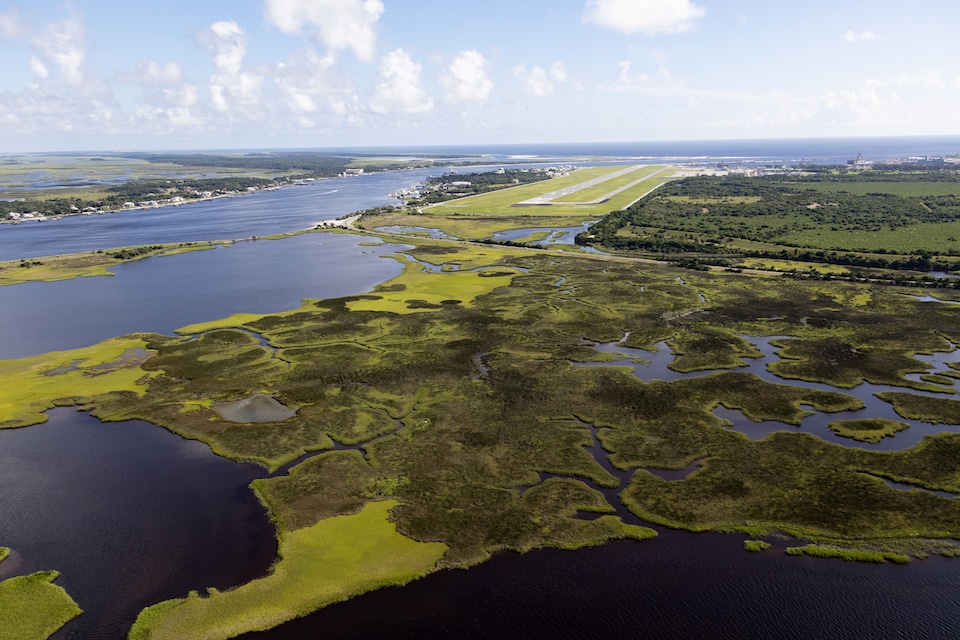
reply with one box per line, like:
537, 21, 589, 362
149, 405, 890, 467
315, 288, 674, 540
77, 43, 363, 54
346, 255, 523, 314
129, 500, 447, 640
0, 570, 83, 640
829, 418, 909, 443
0, 337, 157, 429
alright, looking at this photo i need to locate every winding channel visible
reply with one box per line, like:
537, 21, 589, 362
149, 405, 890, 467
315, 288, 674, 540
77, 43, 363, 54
578, 334, 960, 452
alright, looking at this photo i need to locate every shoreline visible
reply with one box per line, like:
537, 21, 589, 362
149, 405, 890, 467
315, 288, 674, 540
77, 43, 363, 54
0, 182, 303, 227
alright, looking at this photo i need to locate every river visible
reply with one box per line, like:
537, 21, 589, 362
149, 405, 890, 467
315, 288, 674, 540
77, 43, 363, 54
3, 166, 960, 639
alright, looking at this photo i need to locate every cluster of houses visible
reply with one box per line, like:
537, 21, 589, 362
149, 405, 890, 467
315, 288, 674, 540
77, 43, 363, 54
2, 185, 271, 222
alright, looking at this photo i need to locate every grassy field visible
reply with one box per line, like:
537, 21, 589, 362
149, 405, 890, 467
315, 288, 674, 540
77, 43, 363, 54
586, 171, 960, 259
0, 568, 82, 640
804, 181, 960, 197
129, 501, 447, 640
784, 544, 910, 564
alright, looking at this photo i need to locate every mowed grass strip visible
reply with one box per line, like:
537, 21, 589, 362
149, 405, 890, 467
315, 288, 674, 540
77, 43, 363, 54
129, 500, 447, 640
0, 569, 83, 640
0, 337, 158, 428
428, 166, 668, 217
551, 165, 664, 203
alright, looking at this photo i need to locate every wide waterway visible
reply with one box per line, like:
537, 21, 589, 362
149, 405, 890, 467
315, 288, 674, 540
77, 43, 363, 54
0, 233, 409, 360
3, 165, 960, 638
0, 170, 423, 261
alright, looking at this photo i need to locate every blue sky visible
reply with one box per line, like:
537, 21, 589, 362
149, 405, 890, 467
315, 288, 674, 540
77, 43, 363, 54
1, 0, 958, 151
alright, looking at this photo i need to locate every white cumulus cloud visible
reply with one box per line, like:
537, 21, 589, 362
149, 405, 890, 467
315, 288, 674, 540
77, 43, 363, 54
891, 70, 945, 89
514, 62, 568, 96
206, 21, 246, 77
441, 50, 493, 103
33, 18, 86, 85
29, 56, 49, 79
843, 30, 877, 43
275, 48, 355, 115
583, 0, 706, 35
369, 48, 433, 114
263, 0, 384, 62
133, 61, 184, 86
199, 21, 264, 114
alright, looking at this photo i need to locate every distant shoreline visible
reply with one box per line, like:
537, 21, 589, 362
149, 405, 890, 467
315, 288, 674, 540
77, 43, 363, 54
0, 177, 330, 227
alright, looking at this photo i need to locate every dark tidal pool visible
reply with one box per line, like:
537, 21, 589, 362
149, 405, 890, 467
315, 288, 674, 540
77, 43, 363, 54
0, 408, 274, 639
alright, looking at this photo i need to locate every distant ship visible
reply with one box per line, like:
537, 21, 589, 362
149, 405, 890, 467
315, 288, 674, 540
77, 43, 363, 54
848, 153, 872, 167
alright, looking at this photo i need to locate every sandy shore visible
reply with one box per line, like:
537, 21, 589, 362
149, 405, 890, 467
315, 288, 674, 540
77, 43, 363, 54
313, 214, 361, 229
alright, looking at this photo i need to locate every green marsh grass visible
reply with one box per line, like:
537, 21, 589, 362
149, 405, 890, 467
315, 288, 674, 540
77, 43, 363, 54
0, 571, 82, 640
784, 544, 910, 564
0, 337, 158, 428
828, 418, 910, 443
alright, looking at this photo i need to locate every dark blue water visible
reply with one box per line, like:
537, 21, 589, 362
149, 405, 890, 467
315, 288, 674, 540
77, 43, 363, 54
323, 135, 960, 165
0, 408, 275, 640
0, 233, 408, 360
247, 534, 960, 640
